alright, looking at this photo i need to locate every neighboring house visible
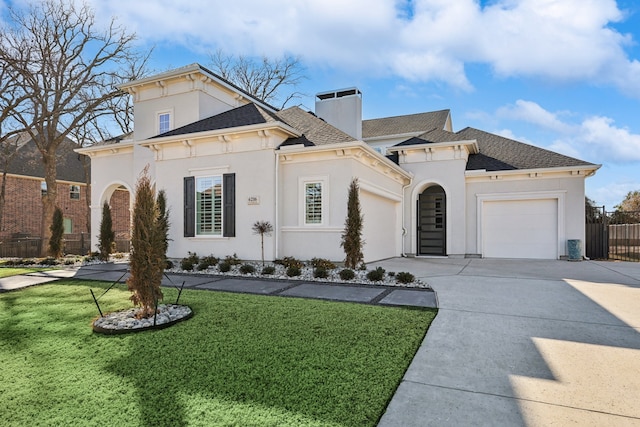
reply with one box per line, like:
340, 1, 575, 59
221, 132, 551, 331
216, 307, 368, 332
0, 134, 89, 252
78, 63, 600, 262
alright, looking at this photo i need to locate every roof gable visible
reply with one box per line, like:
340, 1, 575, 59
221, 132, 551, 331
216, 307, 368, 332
393, 127, 470, 147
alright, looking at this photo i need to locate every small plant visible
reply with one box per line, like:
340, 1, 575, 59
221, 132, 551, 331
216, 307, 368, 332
388, 271, 396, 277
40, 257, 59, 266
224, 253, 242, 266
198, 255, 219, 271
396, 272, 415, 284
313, 267, 329, 279
276, 256, 304, 269
64, 259, 76, 265
252, 220, 273, 266
181, 252, 199, 271
165, 259, 174, 269
239, 264, 256, 274
310, 258, 336, 270
339, 268, 356, 281
286, 266, 301, 277
261, 266, 275, 275
218, 261, 232, 272
366, 266, 385, 282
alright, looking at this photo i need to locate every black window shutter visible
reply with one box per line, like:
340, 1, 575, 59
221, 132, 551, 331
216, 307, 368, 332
223, 173, 235, 237
184, 176, 195, 237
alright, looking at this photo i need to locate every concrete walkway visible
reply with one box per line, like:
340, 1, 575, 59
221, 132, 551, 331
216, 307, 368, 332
0, 262, 437, 309
373, 258, 640, 426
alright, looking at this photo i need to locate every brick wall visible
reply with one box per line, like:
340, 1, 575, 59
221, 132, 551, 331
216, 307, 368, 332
0, 174, 89, 241
109, 188, 131, 240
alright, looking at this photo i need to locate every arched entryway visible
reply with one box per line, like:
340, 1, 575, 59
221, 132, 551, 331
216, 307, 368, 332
417, 185, 446, 256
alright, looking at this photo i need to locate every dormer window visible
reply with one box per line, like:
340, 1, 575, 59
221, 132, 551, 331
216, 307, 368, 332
158, 111, 172, 135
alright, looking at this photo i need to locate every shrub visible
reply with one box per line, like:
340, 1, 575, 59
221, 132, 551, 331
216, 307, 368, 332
396, 272, 415, 284
98, 201, 115, 261
48, 207, 64, 258
366, 266, 386, 282
224, 253, 242, 266
313, 267, 329, 279
198, 255, 219, 271
40, 257, 59, 266
310, 258, 336, 270
340, 178, 364, 269
218, 261, 232, 272
239, 264, 256, 274
165, 259, 174, 269
276, 256, 304, 269
180, 252, 199, 271
286, 266, 301, 277
388, 271, 396, 277
261, 266, 275, 275
339, 268, 355, 281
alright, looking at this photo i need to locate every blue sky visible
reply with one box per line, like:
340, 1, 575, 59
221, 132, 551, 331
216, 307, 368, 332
5, 0, 640, 209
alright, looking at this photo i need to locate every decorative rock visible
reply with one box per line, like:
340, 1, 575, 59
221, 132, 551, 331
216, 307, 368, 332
93, 304, 193, 334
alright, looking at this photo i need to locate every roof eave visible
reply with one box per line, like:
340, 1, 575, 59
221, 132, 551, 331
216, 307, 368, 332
465, 164, 602, 177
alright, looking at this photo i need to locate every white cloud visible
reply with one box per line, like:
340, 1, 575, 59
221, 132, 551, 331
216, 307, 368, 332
495, 100, 640, 163
588, 180, 640, 209
67, 0, 640, 96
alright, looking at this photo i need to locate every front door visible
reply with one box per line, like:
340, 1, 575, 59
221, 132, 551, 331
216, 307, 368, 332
417, 186, 446, 256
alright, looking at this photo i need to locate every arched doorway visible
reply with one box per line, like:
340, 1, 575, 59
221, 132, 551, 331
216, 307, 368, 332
108, 185, 131, 253
417, 185, 446, 256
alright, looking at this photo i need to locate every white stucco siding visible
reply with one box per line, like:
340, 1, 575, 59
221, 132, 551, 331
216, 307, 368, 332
401, 158, 468, 257
155, 147, 277, 261
278, 152, 406, 262
465, 174, 586, 258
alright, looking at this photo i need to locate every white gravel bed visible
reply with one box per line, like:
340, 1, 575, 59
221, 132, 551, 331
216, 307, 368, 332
93, 304, 192, 331
167, 261, 430, 289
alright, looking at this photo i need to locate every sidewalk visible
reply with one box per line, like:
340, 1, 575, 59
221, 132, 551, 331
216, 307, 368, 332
1, 262, 438, 309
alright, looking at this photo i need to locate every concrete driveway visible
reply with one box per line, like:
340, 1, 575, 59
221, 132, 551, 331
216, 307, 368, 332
373, 258, 640, 426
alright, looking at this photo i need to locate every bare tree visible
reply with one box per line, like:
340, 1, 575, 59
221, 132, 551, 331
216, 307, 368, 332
0, 0, 147, 255
209, 49, 305, 108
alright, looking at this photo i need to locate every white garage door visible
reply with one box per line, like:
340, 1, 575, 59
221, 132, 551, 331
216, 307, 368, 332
483, 199, 558, 259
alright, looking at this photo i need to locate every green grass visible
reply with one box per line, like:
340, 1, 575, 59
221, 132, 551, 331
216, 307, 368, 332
0, 267, 52, 278
0, 280, 436, 427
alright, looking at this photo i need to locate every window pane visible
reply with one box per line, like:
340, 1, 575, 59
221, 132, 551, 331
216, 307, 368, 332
196, 176, 222, 235
70, 185, 80, 200
159, 113, 170, 134
63, 218, 73, 234
305, 182, 322, 224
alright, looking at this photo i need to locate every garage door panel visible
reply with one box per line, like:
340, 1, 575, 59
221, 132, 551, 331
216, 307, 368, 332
483, 199, 558, 259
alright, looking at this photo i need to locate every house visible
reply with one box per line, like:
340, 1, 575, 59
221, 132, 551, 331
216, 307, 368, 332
77, 63, 600, 262
0, 134, 90, 255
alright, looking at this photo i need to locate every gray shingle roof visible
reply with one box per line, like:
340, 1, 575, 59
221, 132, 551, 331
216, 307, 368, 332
276, 107, 356, 146
362, 110, 450, 138
393, 128, 470, 146
0, 134, 87, 183
151, 103, 281, 139
458, 127, 596, 171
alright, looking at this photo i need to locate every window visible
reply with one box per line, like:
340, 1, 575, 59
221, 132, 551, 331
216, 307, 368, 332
305, 182, 323, 224
158, 112, 171, 134
41, 181, 47, 196
70, 185, 80, 200
63, 218, 73, 234
196, 176, 223, 236
184, 174, 235, 238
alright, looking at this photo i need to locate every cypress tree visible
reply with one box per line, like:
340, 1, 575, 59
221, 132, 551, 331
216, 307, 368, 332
48, 206, 64, 258
126, 168, 167, 318
98, 201, 115, 261
340, 178, 364, 269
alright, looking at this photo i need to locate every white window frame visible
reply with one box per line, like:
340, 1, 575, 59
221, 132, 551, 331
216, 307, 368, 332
69, 185, 80, 200
157, 109, 173, 135
195, 175, 223, 236
299, 176, 328, 226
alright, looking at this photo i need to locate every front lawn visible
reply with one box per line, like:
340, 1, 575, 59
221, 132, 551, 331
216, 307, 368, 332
0, 280, 436, 427
0, 267, 52, 278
